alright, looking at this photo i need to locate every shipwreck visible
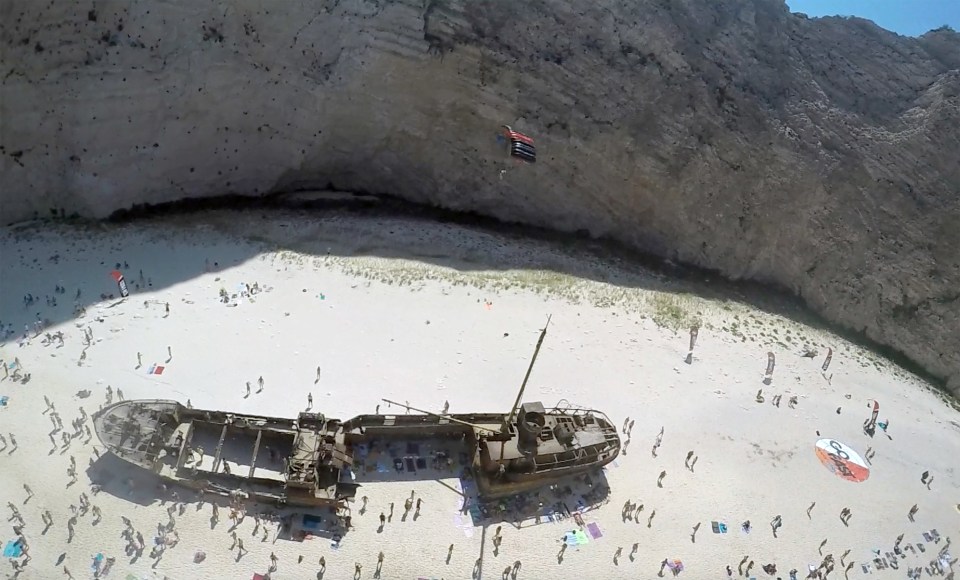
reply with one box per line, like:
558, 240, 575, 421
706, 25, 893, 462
92, 317, 621, 517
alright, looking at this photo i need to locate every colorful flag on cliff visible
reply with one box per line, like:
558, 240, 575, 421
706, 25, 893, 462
501, 125, 536, 163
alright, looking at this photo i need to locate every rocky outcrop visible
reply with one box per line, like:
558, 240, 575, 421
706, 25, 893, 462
1, 0, 958, 393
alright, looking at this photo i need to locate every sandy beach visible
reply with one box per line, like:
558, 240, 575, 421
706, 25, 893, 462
1, 209, 957, 580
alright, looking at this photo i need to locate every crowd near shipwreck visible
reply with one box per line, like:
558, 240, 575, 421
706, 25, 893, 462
93, 318, 621, 533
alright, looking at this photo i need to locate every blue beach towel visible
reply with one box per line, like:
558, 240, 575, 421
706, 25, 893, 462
3, 540, 23, 558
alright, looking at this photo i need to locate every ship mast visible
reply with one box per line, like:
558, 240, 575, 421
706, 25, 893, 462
504, 315, 552, 434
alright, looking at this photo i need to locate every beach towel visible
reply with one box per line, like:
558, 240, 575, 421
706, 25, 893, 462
711, 521, 727, 533
153, 365, 165, 375
302, 514, 323, 530
563, 530, 590, 546
2, 540, 23, 558
586, 522, 603, 539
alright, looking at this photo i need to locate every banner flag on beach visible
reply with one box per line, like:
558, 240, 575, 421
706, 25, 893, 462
110, 270, 129, 298
815, 438, 870, 482
866, 400, 879, 426
765, 352, 776, 377
822, 347, 833, 372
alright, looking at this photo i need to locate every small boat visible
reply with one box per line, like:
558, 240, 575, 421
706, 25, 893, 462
93, 317, 621, 511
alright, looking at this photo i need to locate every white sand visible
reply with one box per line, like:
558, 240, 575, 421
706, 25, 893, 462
1, 210, 957, 580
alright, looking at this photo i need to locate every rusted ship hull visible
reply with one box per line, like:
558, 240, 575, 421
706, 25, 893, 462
93, 398, 620, 508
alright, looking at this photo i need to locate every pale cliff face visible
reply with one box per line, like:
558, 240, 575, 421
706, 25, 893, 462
1, 0, 958, 394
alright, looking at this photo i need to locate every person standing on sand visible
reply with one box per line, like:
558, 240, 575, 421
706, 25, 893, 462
307, 393, 313, 410
257, 376, 264, 393
245, 382, 251, 398
807, 502, 816, 518
623, 417, 630, 434
316, 366, 321, 383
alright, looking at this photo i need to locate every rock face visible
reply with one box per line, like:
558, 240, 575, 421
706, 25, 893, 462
1, 0, 958, 393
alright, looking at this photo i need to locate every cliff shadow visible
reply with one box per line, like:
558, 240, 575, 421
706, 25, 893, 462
0, 190, 948, 399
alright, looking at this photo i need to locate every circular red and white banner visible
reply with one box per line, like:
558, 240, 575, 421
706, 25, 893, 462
815, 438, 870, 482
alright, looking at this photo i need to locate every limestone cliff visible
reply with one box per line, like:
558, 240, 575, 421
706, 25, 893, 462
1, 0, 958, 394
